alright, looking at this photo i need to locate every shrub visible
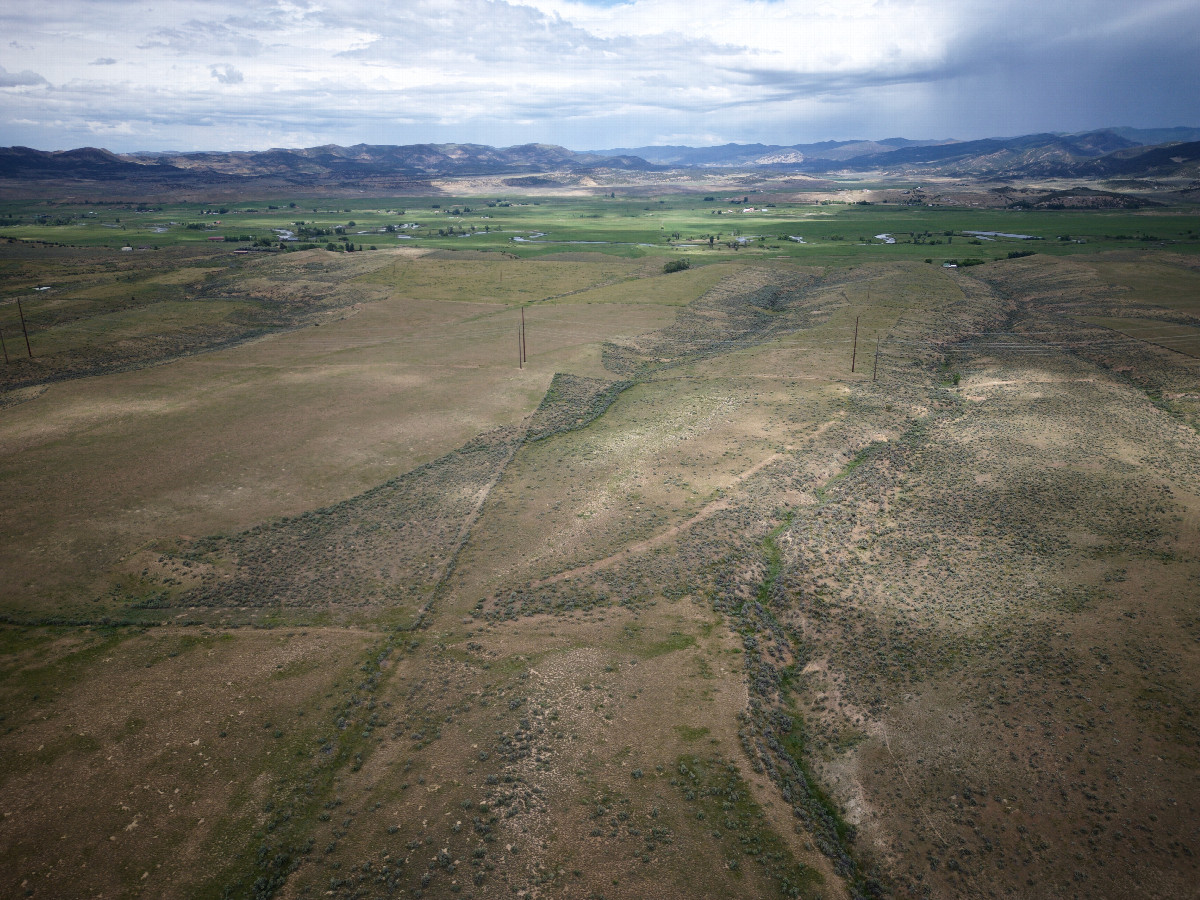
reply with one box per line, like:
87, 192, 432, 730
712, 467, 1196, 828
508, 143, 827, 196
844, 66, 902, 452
663, 258, 691, 274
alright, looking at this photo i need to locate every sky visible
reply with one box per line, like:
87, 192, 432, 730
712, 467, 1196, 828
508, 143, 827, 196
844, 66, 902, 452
1, 0, 1198, 153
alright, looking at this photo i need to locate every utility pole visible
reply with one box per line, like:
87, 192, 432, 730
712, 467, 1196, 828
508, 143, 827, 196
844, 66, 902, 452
851, 316, 859, 373
521, 307, 527, 363
873, 334, 880, 382
0, 327, 8, 364
16, 298, 32, 358
518, 326, 523, 369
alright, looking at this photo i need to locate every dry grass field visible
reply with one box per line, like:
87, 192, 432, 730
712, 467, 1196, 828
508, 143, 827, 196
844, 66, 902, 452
1, 236, 1198, 900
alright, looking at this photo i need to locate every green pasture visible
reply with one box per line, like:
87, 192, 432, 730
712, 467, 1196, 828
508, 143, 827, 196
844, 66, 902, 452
1, 195, 1197, 264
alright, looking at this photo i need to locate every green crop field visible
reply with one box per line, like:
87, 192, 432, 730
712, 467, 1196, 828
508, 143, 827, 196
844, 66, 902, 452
3, 194, 1197, 263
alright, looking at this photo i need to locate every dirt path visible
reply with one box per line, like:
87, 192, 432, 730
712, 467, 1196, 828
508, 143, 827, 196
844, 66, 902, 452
531, 451, 784, 588
419, 427, 530, 625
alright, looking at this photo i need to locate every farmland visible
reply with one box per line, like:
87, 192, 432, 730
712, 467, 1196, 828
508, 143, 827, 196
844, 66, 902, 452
1, 190, 1199, 900
2, 191, 1197, 260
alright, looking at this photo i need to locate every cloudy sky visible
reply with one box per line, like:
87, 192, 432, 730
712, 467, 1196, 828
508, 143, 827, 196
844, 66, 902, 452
1, 0, 1198, 152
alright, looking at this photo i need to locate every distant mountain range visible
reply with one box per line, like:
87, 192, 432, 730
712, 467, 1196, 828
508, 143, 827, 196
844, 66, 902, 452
124, 142, 651, 177
2, 128, 1199, 192
594, 127, 1200, 177
592, 137, 949, 167
0, 142, 648, 184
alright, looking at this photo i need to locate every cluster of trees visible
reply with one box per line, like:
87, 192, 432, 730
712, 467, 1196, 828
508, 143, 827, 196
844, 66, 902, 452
322, 242, 375, 252
909, 231, 950, 245
296, 225, 345, 239
436, 224, 488, 237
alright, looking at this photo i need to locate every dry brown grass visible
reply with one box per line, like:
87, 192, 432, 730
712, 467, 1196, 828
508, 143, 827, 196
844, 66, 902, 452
2, 248, 1198, 900
0, 255, 675, 620
0, 625, 377, 900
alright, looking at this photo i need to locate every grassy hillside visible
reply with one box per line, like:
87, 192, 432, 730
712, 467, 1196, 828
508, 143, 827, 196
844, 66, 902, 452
1, 200, 1198, 899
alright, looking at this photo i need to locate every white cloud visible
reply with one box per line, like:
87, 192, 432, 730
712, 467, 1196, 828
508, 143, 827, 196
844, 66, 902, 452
85, 119, 136, 135
0, 0, 1196, 151
140, 20, 264, 57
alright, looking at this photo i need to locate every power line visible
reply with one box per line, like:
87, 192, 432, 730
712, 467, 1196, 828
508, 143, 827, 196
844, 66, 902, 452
16, 298, 32, 358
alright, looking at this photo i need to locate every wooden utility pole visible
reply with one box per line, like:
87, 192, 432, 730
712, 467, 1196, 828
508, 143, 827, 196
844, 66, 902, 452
521, 307, 527, 363
0, 327, 8, 364
16, 298, 32, 358
851, 316, 859, 372
873, 334, 880, 382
